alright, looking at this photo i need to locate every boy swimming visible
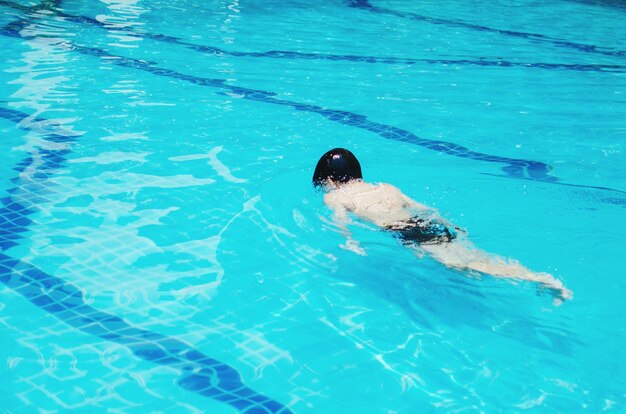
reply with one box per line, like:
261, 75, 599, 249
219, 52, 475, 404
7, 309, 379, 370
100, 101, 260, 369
313, 148, 572, 302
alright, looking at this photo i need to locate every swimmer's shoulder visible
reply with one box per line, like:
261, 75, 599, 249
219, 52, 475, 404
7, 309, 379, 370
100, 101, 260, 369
375, 182, 407, 199
323, 186, 353, 206
377, 182, 401, 192
323, 180, 374, 208
375, 183, 433, 211
331, 180, 376, 194
324, 181, 399, 202
341, 181, 406, 201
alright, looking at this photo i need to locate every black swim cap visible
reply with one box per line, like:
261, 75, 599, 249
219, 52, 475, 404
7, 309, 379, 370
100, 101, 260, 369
312, 148, 363, 188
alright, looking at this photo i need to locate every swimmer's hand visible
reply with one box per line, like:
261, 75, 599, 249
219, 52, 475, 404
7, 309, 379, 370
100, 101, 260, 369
340, 239, 367, 256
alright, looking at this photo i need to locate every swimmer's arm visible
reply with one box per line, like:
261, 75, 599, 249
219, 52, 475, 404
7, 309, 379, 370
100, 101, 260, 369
324, 193, 350, 223
324, 193, 366, 256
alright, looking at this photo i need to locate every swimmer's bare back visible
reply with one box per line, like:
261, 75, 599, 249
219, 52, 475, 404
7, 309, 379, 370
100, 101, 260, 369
324, 180, 572, 302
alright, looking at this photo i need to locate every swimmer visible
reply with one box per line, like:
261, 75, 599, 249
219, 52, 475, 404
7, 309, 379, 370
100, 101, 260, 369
313, 148, 572, 302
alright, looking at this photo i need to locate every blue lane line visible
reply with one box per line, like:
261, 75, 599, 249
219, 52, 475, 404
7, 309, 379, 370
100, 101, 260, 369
3, 19, 626, 200
0, 0, 624, 73
348, 0, 626, 59
0, 107, 294, 414
0, 23, 557, 182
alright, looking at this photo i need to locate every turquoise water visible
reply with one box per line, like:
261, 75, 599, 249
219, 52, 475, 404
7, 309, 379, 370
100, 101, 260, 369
1, 0, 625, 412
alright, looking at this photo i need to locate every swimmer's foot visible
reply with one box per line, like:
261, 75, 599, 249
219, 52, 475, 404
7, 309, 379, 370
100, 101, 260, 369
537, 281, 573, 304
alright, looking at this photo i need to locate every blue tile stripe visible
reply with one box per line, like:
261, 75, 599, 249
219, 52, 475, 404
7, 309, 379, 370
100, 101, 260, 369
0, 106, 294, 413
3, 19, 626, 200
0, 22, 555, 182
0, 255, 291, 414
348, 0, 626, 58
0, 0, 624, 73
3, 10, 626, 202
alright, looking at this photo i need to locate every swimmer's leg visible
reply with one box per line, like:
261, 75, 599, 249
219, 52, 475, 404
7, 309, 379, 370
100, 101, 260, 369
419, 240, 573, 302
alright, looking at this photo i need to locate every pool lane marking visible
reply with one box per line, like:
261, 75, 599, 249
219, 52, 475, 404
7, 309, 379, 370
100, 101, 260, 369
0, 0, 624, 73
0, 257, 292, 414
3, 20, 626, 200
348, 0, 626, 59
1, 23, 556, 182
0, 108, 294, 414
4, 19, 626, 199
480, 173, 626, 197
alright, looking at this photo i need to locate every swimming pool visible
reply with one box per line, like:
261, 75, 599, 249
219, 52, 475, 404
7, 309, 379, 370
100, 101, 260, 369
1, 0, 625, 412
